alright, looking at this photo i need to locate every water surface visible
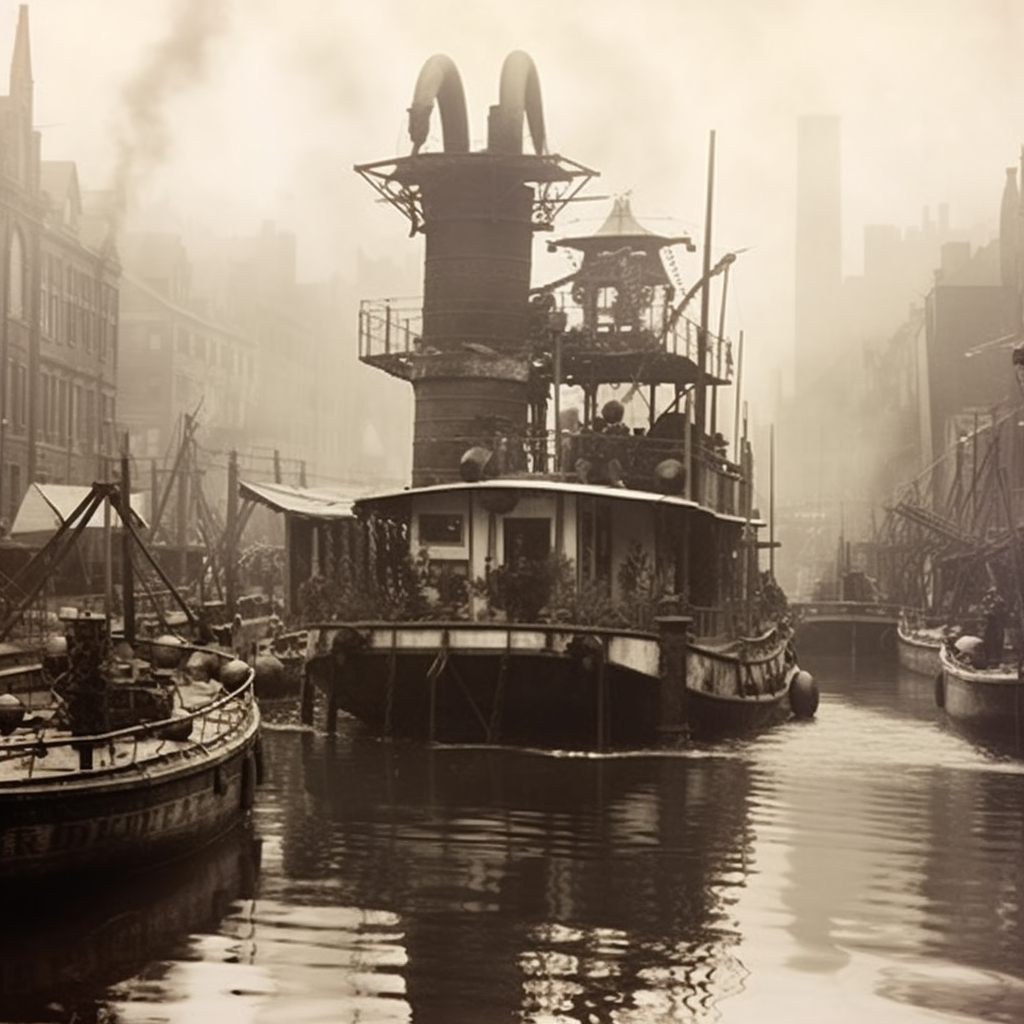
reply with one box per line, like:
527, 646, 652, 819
5, 655, 1024, 1023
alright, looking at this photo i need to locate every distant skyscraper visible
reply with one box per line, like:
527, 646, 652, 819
795, 115, 842, 391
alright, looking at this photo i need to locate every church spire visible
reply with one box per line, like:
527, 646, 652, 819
9, 4, 32, 100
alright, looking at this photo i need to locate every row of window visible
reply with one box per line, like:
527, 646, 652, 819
4, 362, 115, 453
8, 233, 117, 360
171, 327, 254, 377
40, 252, 117, 359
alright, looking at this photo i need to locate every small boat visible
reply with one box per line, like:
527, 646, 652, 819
300, 51, 817, 749
937, 639, 1024, 747
0, 481, 263, 883
793, 569, 899, 658
896, 614, 945, 676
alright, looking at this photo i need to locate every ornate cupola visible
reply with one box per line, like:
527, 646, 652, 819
551, 196, 693, 334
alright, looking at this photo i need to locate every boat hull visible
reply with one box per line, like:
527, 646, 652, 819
686, 638, 796, 738
938, 645, 1024, 744
896, 623, 943, 677
793, 601, 898, 658
0, 688, 262, 882
304, 622, 797, 748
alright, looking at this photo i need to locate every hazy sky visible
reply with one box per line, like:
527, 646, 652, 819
7, 0, 1024, 416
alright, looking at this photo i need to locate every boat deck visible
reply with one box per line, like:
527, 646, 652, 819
0, 678, 253, 786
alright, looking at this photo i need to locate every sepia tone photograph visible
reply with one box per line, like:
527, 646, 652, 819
1, 1, 1023, 1021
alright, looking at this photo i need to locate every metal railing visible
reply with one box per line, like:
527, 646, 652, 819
412, 426, 745, 515
0, 664, 256, 778
359, 297, 734, 383
358, 298, 422, 361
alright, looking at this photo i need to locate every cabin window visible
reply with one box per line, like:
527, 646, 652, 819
419, 513, 464, 546
504, 518, 551, 564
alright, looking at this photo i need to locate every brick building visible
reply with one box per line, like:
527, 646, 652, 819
0, 6, 119, 530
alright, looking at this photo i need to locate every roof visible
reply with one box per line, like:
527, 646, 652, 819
554, 197, 693, 255
238, 480, 361, 519
10, 483, 148, 537
353, 477, 765, 527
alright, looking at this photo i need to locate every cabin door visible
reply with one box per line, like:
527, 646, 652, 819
503, 518, 551, 564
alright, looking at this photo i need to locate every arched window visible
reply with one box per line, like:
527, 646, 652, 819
8, 229, 24, 320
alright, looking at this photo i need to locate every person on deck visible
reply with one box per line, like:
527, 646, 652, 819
980, 587, 1008, 668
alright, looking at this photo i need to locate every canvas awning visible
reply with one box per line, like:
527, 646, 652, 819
239, 480, 361, 520
10, 482, 148, 539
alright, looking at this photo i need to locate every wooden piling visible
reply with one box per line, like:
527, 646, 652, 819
326, 684, 339, 736
656, 615, 693, 735
299, 666, 314, 726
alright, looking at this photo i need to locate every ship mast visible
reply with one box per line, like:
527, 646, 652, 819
694, 130, 716, 459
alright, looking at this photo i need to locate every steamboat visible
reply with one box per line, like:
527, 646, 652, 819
302, 51, 816, 748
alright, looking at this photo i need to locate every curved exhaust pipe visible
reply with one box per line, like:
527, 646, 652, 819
488, 50, 547, 155
407, 53, 469, 155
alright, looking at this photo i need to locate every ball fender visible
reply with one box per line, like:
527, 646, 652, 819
788, 668, 819, 719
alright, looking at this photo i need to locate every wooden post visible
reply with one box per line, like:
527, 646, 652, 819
103, 483, 113, 623
656, 615, 693, 735
553, 329, 563, 474
326, 684, 338, 736
120, 434, 135, 646
683, 392, 693, 501
710, 259, 730, 436
769, 424, 776, 578
177, 425, 189, 587
299, 666, 314, 725
225, 450, 239, 618
429, 668, 437, 743
385, 632, 397, 738
150, 460, 159, 532
732, 330, 745, 464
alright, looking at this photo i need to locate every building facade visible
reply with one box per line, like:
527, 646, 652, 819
0, 7, 119, 530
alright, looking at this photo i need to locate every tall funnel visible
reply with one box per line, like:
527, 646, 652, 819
356, 52, 596, 485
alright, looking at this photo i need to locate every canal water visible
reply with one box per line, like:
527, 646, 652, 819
4, 655, 1024, 1023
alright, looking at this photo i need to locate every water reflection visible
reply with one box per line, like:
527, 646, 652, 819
254, 726, 758, 1022
734, 654, 1024, 1022
9, 672, 1024, 1022
0, 822, 261, 1023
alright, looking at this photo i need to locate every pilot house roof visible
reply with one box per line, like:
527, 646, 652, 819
553, 196, 694, 255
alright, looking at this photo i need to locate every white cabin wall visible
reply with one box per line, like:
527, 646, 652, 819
410, 489, 582, 619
